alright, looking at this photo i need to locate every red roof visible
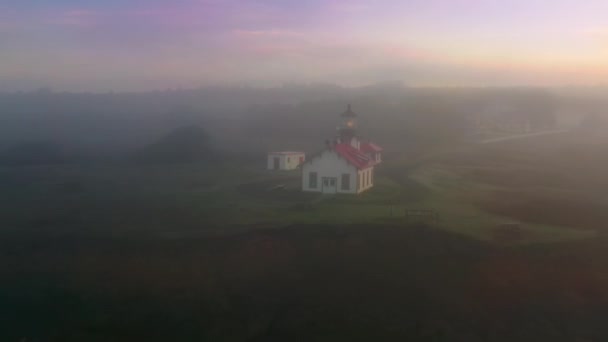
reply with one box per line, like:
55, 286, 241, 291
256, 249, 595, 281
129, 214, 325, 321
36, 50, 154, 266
333, 143, 375, 170
360, 142, 383, 153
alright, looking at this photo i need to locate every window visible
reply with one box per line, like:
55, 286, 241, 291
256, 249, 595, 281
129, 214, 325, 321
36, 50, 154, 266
341, 173, 350, 190
309, 172, 318, 188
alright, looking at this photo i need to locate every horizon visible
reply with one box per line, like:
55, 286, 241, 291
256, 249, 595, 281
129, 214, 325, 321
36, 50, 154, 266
3, 83, 608, 96
2, 0, 608, 92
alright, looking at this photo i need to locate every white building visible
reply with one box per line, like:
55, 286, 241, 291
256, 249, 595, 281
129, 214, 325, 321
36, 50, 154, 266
302, 105, 382, 194
267, 151, 306, 170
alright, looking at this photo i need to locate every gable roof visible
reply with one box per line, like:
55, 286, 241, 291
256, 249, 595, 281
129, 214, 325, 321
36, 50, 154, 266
360, 142, 383, 153
333, 143, 375, 170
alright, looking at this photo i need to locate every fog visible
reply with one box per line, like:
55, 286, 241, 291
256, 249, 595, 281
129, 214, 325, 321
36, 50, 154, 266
7, 0, 608, 339
1, 83, 605, 164
3, 79, 608, 340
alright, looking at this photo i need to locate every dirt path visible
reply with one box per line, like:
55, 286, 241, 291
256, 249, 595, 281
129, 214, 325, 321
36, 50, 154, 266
480, 129, 569, 144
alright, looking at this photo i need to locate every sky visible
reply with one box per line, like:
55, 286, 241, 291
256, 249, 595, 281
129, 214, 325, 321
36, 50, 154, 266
1, 0, 607, 91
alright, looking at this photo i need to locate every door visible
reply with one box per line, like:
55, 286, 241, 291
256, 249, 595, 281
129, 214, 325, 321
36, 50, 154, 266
273, 157, 280, 170
322, 177, 337, 194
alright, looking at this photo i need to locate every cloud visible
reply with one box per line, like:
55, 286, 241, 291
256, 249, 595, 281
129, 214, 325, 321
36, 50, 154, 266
53, 9, 103, 27
232, 29, 305, 38
588, 29, 608, 38
583, 28, 608, 37
0, 20, 15, 29
581, 28, 608, 51
64, 10, 98, 17
3, 0, 608, 90
0, 6, 17, 30
326, 1, 370, 13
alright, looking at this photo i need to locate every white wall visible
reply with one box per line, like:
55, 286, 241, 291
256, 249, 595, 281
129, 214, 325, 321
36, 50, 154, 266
357, 167, 374, 193
285, 153, 305, 170
267, 155, 277, 170
302, 150, 358, 194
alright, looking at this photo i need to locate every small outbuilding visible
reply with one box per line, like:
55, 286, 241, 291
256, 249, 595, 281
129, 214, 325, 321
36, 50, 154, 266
267, 151, 306, 170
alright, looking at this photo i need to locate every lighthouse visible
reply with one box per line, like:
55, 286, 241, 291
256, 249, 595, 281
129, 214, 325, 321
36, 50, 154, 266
300, 105, 383, 194
338, 104, 361, 150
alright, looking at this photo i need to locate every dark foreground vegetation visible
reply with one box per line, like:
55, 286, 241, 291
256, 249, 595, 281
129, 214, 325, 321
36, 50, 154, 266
2, 225, 608, 341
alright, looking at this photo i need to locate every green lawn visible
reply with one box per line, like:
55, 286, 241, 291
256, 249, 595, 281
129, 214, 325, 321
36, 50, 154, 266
1, 133, 601, 245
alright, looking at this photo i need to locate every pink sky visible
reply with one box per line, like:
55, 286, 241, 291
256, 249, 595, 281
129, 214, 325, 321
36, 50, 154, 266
1, 0, 607, 91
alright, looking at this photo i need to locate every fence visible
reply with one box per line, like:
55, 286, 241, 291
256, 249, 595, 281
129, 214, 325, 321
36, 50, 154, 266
403, 209, 440, 222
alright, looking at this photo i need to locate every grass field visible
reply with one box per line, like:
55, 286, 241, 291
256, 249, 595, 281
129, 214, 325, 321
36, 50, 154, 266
3, 225, 608, 341
2, 130, 608, 340
1, 130, 605, 244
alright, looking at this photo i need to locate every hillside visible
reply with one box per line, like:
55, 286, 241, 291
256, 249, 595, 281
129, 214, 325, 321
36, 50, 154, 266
0, 141, 71, 166
133, 125, 216, 164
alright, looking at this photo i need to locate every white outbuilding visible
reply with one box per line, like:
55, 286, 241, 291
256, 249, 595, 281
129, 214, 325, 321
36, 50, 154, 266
267, 151, 306, 170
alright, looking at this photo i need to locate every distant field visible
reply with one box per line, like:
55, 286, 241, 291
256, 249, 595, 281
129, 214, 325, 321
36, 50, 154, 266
411, 130, 608, 242
1, 130, 605, 244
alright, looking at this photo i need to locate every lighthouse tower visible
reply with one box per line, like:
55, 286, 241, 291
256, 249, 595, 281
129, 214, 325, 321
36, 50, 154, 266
338, 104, 361, 149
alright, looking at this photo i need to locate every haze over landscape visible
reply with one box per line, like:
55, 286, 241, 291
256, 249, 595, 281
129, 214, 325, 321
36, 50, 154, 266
3, 1, 608, 341
2, 0, 608, 91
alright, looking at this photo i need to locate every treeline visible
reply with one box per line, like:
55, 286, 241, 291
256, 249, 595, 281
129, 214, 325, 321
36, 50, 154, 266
0, 84, 593, 165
